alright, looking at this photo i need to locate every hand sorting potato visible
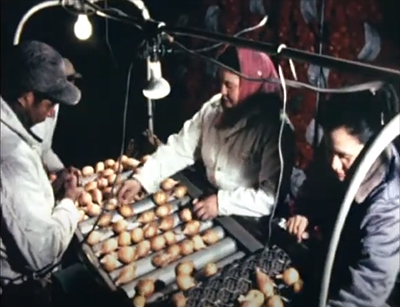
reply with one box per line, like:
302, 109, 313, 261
78, 168, 289, 307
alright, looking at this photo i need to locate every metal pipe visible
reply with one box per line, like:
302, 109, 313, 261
90, 2, 400, 80
163, 26, 400, 80
122, 236, 238, 298
12, 0, 145, 46
318, 114, 400, 307
146, 57, 155, 136
13, 0, 61, 45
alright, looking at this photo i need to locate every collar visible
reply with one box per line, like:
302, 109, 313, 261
354, 147, 391, 204
0, 97, 42, 147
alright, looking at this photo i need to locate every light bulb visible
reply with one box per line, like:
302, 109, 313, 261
74, 14, 92, 40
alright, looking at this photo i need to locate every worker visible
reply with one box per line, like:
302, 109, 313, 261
31, 58, 82, 174
286, 91, 400, 307
118, 46, 295, 219
0, 41, 82, 306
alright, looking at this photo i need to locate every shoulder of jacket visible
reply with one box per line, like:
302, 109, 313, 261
201, 93, 222, 111
362, 175, 400, 229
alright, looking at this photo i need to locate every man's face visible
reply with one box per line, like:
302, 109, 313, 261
20, 92, 57, 126
325, 126, 365, 181
218, 69, 240, 110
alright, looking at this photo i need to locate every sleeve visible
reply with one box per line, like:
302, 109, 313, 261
0, 157, 80, 272
218, 123, 295, 217
42, 148, 65, 173
41, 114, 64, 173
326, 197, 400, 307
133, 104, 205, 193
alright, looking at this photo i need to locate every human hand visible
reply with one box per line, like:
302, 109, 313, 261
67, 166, 81, 178
117, 179, 142, 204
63, 172, 83, 202
49, 173, 57, 183
286, 215, 310, 242
52, 166, 81, 193
52, 168, 70, 195
193, 194, 219, 220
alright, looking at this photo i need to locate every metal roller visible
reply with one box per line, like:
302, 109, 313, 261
122, 231, 236, 298
92, 213, 184, 254
79, 196, 191, 235
108, 221, 215, 280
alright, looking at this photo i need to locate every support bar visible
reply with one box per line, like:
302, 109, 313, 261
164, 25, 400, 80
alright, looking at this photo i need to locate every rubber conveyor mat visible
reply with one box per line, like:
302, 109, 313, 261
177, 245, 294, 307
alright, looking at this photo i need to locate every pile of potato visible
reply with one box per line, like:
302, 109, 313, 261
74, 155, 145, 221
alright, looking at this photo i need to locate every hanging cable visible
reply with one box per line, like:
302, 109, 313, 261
313, 0, 327, 153
104, 0, 118, 70
265, 44, 289, 246
80, 61, 134, 245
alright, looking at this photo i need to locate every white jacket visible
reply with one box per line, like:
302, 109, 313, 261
135, 94, 294, 217
0, 98, 79, 286
31, 104, 65, 173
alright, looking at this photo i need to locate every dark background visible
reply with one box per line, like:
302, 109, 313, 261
1, 0, 199, 168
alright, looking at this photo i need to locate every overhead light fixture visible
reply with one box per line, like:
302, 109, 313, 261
74, 14, 92, 40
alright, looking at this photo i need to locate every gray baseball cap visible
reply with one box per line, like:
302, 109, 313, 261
64, 58, 82, 80
13, 41, 81, 106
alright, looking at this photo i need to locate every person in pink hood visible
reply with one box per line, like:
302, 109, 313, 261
119, 46, 295, 219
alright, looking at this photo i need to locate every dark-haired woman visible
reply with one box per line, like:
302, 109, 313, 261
287, 91, 400, 307
118, 47, 295, 219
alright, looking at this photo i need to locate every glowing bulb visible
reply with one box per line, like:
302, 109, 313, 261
74, 14, 92, 40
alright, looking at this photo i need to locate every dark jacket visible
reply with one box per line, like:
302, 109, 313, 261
295, 144, 400, 307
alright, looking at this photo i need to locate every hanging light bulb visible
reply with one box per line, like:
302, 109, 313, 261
74, 14, 92, 40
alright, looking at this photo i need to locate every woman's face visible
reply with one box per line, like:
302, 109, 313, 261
325, 126, 365, 181
218, 69, 240, 109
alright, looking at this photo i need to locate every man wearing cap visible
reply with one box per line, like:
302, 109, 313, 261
0, 41, 82, 306
31, 58, 82, 174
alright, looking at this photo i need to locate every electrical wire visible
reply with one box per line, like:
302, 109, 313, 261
83, 0, 143, 31
172, 40, 384, 94
80, 61, 134, 245
313, 0, 328, 153
60, 0, 96, 16
103, 0, 118, 70
266, 46, 289, 246
191, 16, 268, 53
